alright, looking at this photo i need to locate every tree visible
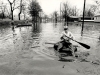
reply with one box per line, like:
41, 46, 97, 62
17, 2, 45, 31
90, 5, 97, 15
84, 5, 96, 17
18, 0, 23, 20
61, 2, 70, 25
94, 0, 100, 14
0, 13, 5, 19
28, 0, 42, 22
22, 4, 26, 20
18, 0, 27, 20
53, 11, 58, 23
70, 6, 79, 16
7, 0, 20, 20
84, 9, 93, 17
60, 2, 80, 24
0, 2, 6, 19
44, 15, 48, 22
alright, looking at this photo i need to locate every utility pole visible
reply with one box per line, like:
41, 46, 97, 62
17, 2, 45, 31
60, 2, 61, 22
81, 0, 86, 36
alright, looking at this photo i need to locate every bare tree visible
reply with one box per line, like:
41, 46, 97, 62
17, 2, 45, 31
22, 4, 26, 20
94, 0, 100, 14
18, 0, 22, 20
61, 2, 70, 25
20, 0, 31, 20
70, 6, 79, 16
50, 13, 55, 22
0, 2, 6, 19
18, 0, 26, 20
84, 5, 96, 17
7, 0, 20, 20
90, 5, 97, 15
53, 11, 58, 23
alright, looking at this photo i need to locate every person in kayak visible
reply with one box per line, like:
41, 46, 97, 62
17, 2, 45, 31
54, 26, 75, 57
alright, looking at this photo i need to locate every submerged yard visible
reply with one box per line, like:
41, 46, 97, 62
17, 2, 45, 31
0, 22, 100, 75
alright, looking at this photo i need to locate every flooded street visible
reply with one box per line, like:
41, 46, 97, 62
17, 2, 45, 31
1, 22, 100, 75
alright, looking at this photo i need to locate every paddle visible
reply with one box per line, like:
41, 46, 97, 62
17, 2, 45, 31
45, 35, 90, 49
65, 35, 90, 49
71, 39, 90, 49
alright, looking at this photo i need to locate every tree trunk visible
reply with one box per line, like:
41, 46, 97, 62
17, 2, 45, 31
55, 18, 57, 23
18, 0, 22, 20
65, 16, 67, 22
2, 13, 4, 19
11, 10, 13, 20
11, 4, 13, 20
18, 13, 21, 20
24, 13, 25, 20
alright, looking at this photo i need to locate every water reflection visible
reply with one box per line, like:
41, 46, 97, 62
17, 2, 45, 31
0, 25, 11, 37
0, 22, 100, 58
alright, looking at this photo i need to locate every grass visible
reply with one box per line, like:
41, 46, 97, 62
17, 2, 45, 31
0, 19, 32, 26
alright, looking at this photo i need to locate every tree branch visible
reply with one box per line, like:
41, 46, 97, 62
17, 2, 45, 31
12, 0, 16, 4
19, 0, 23, 13
13, 6, 20, 11
7, 0, 12, 4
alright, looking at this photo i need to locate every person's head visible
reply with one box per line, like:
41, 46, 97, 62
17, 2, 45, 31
64, 26, 68, 33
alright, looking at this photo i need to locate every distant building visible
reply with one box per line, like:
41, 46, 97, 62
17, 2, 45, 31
94, 15, 100, 22
68, 16, 94, 22
79, 16, 94, 22
69, 16, 79, 22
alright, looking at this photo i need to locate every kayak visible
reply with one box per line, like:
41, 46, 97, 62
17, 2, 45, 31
53, 42, 78, 60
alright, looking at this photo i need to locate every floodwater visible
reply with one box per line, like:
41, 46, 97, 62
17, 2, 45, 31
0, 22, 100, 53
1, 22, 100, 75
0, 22, 100, 56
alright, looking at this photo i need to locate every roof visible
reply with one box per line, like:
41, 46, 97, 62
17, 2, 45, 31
70, 16, 92, 18
94, 15, 100, 17
70, 16, 80, 18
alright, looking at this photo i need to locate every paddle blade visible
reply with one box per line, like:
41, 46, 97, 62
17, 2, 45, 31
77, 42, 90, 49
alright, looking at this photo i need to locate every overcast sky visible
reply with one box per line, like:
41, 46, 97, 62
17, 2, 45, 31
1, 0, 98, 15
37, 0, 96, 15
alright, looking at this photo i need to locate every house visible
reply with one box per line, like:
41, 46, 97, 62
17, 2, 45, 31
79, 16, 94, 22
68, 16, 94, 22
68, 16, 79, 22
62, 15, 94, 22
94, 15, 100, 22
